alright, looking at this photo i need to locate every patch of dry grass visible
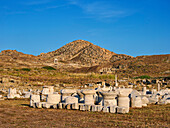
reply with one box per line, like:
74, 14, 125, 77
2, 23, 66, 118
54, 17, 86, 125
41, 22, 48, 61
0, 100, 169, 128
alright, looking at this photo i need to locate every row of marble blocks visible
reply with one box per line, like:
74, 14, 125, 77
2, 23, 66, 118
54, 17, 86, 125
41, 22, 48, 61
32, 102, 128, 114
30, 88, 139, 114
30, 87, 170, 115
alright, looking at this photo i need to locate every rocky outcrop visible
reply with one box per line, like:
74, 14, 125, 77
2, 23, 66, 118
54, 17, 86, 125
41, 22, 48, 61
110, 54, 133, 63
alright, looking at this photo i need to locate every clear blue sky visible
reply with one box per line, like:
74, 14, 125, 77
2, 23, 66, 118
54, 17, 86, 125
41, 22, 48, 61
0, 0, 170, 57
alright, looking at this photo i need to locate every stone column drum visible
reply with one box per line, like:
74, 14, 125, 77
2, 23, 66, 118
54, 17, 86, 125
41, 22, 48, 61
81, 89, 96, 105
117, 88, 132, 108
100, 91, 117, 106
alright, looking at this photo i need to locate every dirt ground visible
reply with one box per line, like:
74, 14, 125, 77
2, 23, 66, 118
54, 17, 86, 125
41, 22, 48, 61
0, 100, 169, 128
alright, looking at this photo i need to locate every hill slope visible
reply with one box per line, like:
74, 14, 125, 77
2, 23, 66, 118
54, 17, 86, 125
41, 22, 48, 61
74, 54, 170, 77
0, 50, 43, 68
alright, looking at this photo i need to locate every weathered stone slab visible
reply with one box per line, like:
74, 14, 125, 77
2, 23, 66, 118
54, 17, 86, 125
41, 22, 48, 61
79, 104, 85, 111
85, 104, 91, 111
71, 103, 79, 110
58, 103, 63, 109
43, 103, 53, 109
66, 104, 71, 110
117, 107, 129, 114
91, 105, 97, 112
148, 97, 158, 104
32, 103, 36, 108
65, 96, 78, 104
42, 86, 54, 95
102, 106, 109, 113
36, 102, 45, 108
24, 92, 31, 98
62, 103, 67, 109
97, 105, 103, 112
30, 94, 40, 107
47, 94, 60, 104
52, 104, 58, 109
141, 96, 149, 106
131, 97, 142, 108
7, 88, 20, 99
109, 106, 117, 113
158, 95, 170, 105
60, 89, 76, 102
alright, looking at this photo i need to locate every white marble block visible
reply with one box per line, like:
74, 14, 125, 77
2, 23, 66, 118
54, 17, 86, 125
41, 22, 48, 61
141, 97, 149, 106
131, 97, 142, 108
43, 103, 53, 109
72, 103, 79, 110
91, 105, 97, 112
52, 104, 58, 109
117, 107, 129, 114
79, 104, 85, 111
117, 88, 132, 113
109, 106, 117, 113
46, 94, 60, 104
102, 106, 109, 113
30, 94, 40, 107
85, 104, 91, 111
65, 96, 78, 104
58, 103, 63, 109
100, 91, 117, 106
60, 89, 76, 102
81, 89, 96, 105
42, 86, 54, 95
36, 102, 44, 108
97, 105, 103, 112
66, 104, 71, 109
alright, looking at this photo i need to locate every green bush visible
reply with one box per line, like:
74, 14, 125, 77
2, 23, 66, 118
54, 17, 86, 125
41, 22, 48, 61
87, 74, 115, 79
42, 66, 56, 70
89, 74, 98, 78
134, 75, 151, 79
99, 74, 115, 79
21, 68, 31, 71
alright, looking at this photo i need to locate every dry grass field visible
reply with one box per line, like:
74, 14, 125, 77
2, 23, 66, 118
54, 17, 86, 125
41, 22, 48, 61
0, 100, 169, 128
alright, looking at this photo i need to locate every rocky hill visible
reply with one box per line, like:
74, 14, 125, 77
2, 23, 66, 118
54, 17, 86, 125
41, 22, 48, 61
0, 40, 132, 69
0, 40, 169, 78
39, 40, 128, 66
0, 40, 129, 69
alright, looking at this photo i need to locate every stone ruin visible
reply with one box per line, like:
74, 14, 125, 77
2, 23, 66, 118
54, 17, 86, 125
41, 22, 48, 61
0, 82, 169, 114
7, 88, 20, 99
29, 85, 170, 114
0, 87, 40, 99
